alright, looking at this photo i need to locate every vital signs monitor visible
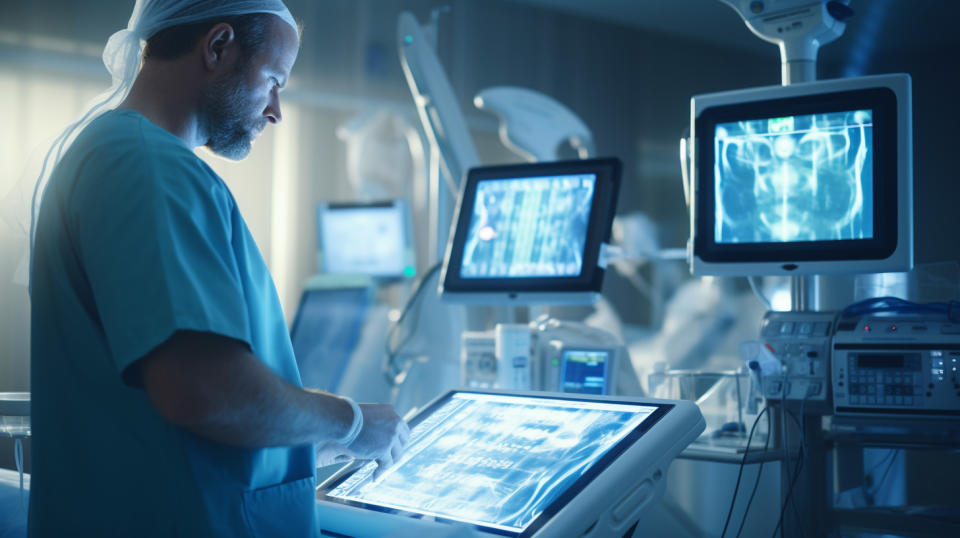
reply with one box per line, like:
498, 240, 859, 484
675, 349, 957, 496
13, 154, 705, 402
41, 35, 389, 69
316, 389, 704, 537
689, 74, 913, 276
440, 158, 621, 304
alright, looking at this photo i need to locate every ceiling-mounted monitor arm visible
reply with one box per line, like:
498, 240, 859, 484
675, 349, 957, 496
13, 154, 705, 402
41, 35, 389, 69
718, 0, 854, 85
397, 11, 481, 263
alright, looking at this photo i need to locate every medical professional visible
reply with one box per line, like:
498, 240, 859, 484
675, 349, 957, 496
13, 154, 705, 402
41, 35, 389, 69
27, 1, 409, 536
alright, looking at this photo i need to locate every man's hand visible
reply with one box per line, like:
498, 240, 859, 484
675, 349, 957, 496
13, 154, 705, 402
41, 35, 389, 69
343, 403, 410, 479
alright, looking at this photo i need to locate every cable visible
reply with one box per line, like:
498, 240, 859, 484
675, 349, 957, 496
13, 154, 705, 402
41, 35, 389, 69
771, 409, 806, 538
382, 262, 443, 385
747, 276, 774, 311
865, 450, 901, 506
841, 296, 960, 322
733, 404, 773, 538
720, 405, 771, 538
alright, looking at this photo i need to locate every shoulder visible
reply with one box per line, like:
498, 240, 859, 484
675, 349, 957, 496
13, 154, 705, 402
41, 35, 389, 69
69, 110, 232, 211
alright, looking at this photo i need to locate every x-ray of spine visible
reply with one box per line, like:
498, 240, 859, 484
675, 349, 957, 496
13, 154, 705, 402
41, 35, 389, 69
714, 110, 874, 244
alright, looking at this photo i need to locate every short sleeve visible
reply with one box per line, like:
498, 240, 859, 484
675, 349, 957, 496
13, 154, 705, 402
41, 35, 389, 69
70, 131, 251, 379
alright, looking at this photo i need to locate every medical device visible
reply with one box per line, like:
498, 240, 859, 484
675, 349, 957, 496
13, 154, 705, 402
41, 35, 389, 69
290, 286, 371, 392
832, 315, 960, 418
440, 158, 621, 305
474, 86, 595, 162
718, 0, 854, 84
316, 389, 705, 538
688, 73, 913, 277
759, 311, 836, 408
316, 200, 415, 279
461, 321, 623, 395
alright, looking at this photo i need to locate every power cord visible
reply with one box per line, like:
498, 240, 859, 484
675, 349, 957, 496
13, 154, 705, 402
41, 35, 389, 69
382, 262, 442, 385
720, 405, 771, 538
733, 406, 773, 538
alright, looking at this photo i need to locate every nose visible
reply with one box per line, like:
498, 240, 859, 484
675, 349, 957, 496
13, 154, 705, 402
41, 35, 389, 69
264, 89, 282, 124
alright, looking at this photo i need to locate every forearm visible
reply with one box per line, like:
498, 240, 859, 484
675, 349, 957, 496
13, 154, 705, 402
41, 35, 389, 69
141, 330, 354, 448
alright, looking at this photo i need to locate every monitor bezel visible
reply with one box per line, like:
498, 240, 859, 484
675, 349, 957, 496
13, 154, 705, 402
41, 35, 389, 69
316, 199, 414, 279
696, 89, 897, 263
440, 158, 622, 303
317, 389, 672, 537
690, 74, 913, 276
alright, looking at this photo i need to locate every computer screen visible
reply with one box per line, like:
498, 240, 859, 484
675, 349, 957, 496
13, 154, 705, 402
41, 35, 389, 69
560, 349, 609, 394
316, 201, 414, 278
290, 287, 370, 392
323, 391, 665, 536
690, 74, 912, 276
441, 158, 621, 304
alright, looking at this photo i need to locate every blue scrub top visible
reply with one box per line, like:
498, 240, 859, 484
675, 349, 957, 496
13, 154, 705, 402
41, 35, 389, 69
29, 109, 316, 537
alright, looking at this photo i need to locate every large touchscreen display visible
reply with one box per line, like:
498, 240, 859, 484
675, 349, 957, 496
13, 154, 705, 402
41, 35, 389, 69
326, 393, 659, 534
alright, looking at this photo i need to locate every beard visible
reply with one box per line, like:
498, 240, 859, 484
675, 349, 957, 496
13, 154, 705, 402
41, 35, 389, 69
200, 70, 267, 161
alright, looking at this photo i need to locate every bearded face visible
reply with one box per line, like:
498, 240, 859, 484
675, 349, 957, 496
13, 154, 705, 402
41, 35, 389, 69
200, 65, 269, 160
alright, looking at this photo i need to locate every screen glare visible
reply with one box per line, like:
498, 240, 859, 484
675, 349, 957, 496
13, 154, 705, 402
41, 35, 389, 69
460, 175, 595, 278
327, 393, 656, 532
713, 109, 874, 244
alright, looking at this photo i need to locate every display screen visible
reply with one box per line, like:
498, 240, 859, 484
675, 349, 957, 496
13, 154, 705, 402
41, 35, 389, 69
460, 174, 596, 279
713, 109, 874, 244
318, 203, 412, 277
326, 392, 659, 535
560, 350, 609, 394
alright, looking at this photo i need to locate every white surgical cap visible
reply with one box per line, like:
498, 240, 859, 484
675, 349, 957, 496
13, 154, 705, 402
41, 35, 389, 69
29, 0, 297, 260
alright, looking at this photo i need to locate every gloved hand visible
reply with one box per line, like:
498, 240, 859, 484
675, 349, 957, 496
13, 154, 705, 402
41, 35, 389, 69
316, 403, 410, 479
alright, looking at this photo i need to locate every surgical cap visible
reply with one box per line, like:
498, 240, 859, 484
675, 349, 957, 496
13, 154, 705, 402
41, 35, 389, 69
29, 0, 297, 258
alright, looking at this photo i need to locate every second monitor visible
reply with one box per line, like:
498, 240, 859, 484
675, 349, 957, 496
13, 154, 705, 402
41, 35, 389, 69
440, 158, 621, 304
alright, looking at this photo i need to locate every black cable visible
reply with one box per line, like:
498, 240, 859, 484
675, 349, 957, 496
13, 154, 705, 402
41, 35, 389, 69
720, 405, 771, 538
868, 451, 901, 505
734, 405, 773, 538
771, 409, 806, 538
382, 262, 443, 384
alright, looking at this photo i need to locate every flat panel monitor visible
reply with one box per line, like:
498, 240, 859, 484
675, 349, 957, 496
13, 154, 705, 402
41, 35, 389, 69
289, 287, 370, 392
440, 158, 621, 304
690, 74, 913, 276
317, 390, 704, 537
316, 200, 415, 279
560, 349, 609, 395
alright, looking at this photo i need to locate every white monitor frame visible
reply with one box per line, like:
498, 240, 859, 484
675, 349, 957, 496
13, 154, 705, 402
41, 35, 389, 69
689, 74, 913, 276
315, 389, 704, 538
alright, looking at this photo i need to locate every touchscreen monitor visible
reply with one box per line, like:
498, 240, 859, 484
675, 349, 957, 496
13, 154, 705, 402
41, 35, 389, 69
322, 391, 665, 536
440, 158, 621, 305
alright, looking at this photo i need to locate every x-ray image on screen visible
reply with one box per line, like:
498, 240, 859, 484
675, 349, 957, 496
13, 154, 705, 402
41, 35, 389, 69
714, 109, 874, 244
460, 174, 595, 278
328, 393, 657, 533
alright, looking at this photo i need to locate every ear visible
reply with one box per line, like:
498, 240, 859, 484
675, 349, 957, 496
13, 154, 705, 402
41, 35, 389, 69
201, 22, 236, 72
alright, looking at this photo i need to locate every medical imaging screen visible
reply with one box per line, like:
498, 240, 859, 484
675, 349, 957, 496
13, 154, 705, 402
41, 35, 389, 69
713, 109, 874, 244
561, 350, 609, 394
459, 174, 596, 279
319, 204, 408, 276
326, 392, 658, 534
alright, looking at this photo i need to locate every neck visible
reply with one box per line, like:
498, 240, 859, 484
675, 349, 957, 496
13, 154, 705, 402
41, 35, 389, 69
118, 60, 205, 148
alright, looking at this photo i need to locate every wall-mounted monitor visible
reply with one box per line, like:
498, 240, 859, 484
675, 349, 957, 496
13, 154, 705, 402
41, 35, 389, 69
440, 158, 621, 304
316, 200, 415, 279
690, 74, 913, 276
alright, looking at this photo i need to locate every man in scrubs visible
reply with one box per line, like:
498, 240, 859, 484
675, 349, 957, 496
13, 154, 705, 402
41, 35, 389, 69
29, 2, 408, 536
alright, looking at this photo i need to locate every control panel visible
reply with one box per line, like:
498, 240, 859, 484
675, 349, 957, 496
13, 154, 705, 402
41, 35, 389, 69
760, 311, 835, 403
832, 316, 960, 418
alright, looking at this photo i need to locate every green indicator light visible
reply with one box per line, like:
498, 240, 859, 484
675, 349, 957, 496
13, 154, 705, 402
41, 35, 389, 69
403, 266, 416, 278
552, 359, 559, 366
404, 35, 413, 45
